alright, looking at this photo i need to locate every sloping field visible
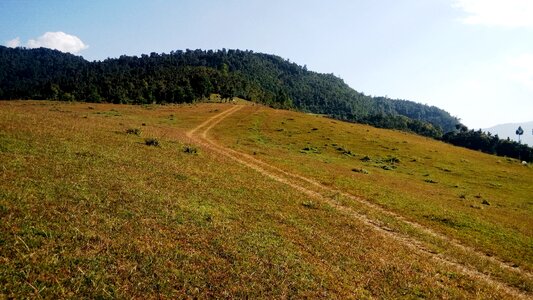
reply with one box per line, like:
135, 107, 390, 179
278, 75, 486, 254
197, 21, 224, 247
0, 100, 531, 298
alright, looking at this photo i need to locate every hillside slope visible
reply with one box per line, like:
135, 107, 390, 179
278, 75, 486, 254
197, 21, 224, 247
0, 46, 459, 135
0, 100, 531, 298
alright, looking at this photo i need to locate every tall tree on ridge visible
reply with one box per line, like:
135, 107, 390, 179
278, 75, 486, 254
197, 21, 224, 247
516, 126, 524, 144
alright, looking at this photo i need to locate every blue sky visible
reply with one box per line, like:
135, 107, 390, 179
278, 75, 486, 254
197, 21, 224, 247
1, 0, 532, 129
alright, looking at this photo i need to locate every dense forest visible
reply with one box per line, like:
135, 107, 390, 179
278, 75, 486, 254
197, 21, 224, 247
443, 125, 533, 162
0, 46, 456, 135
1, 46, 531, 161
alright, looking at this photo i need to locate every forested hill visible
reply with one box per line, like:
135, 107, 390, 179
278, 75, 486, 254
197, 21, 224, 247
0, 46, 459, 136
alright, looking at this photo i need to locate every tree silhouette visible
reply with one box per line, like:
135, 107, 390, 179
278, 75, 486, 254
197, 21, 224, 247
516, 126, 524, 144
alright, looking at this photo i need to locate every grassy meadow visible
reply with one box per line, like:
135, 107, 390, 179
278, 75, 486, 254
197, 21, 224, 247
0, 100, 532, 299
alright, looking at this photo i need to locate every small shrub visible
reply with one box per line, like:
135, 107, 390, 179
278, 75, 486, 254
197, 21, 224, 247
183, 145, 198, 154
481, 199, 490, 205
352, 168, 369, 174
302, 201, 318, 209
145, 138, 160, 147
436, 166, 452, 172
459, 194, 466, 199
175, 173, 188, 181
424, 179, 438, 183
126, 128, 142, 136
301, 146, 320, 154
360, 155, 371, 162
335, 146, 355, 156
387, 156, 400, 164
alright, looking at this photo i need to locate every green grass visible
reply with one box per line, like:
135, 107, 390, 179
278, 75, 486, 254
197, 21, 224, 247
0, 100, 531, 298
212, 106, 533, 270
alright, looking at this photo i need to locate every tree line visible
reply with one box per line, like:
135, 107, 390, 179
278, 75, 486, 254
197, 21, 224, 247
1, 46, 531, 161
443, 125, 532, 162
0, 46, 457, 134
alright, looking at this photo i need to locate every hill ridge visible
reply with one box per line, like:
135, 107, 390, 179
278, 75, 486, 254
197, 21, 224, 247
0, 46, 458, 136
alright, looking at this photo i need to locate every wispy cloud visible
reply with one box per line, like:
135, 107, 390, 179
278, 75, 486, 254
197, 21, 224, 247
26, 32, 88, 54
5, 37, 21, 48
453, 0, 533, 28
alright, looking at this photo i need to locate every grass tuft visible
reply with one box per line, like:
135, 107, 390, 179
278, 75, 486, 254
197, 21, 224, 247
144, 138, 160, 147
183, 144, 199, 154
126, 128, 142, 136
352, 168, 369, 174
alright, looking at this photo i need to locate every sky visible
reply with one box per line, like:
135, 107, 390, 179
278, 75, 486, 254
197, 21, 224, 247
1, 0, 532, 129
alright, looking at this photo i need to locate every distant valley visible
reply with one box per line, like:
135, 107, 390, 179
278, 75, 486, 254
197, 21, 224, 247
485, 121, 533, 147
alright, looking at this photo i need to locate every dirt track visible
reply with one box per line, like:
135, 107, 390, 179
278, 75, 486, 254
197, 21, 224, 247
187, 104, 531, 299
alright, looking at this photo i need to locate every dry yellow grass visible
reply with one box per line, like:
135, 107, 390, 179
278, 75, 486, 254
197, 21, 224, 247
0, 100, 531, 298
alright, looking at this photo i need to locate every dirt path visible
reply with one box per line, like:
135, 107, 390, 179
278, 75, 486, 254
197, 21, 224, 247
187, 104, 531, 299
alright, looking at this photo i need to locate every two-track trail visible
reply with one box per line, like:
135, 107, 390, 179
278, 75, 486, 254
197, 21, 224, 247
187, 104, 532, 299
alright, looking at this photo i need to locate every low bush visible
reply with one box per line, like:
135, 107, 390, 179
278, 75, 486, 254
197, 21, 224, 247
145, 138, 160, 147
183, 145, 198, 154
126, 128, 142, 136
352, 168, 369, 174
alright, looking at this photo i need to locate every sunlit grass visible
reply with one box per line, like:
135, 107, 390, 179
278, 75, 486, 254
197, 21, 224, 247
0, 100, 530, 298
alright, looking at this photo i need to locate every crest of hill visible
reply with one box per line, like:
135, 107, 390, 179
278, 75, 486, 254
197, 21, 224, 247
0, 46, 458, 136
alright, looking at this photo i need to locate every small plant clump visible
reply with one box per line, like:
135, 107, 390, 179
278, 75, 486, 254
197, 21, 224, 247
144, 138, 160, 147
301, 200, 318, 209
386, 155, 400, 164
335, 146, 355, 157
352, 168, 369, 174
126, 128, 142, 136
183, 144, 199, 154
301, 146, 320, 154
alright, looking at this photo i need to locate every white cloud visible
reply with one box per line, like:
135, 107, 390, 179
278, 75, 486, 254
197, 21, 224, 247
5, 37, 21, 48
26, 32, 88, 54
453, 0, 533, 28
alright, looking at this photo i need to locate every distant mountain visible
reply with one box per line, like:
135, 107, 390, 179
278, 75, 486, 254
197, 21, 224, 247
0, 46, 459, 137
485, 121, 533, 146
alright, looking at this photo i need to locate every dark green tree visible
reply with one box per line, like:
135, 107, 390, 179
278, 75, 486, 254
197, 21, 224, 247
516, 126, 524, 144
